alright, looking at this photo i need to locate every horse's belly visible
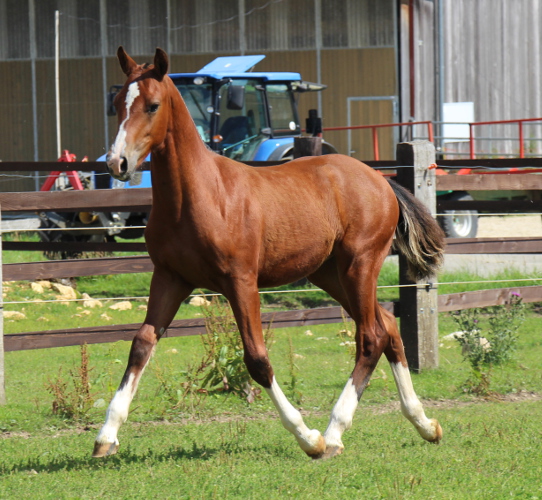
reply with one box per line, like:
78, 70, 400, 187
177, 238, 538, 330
257, 238, 333, 287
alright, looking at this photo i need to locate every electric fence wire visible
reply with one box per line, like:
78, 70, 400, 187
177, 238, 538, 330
4, 277, 542, 306
3, 211, 542, 235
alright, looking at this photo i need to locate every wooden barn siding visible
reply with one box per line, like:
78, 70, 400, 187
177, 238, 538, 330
321, 48, 397, 160
0, 0, 399, 181
0, 48, 397, 167
443, 0, 542, 156
0, 60, 35, 191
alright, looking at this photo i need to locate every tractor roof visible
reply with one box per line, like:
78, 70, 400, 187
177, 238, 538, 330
169, 54, 302, 82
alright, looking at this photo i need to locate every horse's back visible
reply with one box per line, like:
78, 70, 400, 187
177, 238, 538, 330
244, 153, 398, 231
216, 153, 399, 286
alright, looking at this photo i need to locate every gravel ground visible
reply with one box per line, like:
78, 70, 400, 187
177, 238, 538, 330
477, 214, 542, 237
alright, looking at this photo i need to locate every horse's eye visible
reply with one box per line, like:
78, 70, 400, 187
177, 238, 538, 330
149, 104, 159, 114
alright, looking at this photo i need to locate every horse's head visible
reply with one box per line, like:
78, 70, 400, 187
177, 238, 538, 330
106, 46, 170, 181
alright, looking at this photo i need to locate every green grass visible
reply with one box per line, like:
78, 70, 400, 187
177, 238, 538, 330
1, 309, 542, 498
1, 400, 541, 499
1, 242, 542, 498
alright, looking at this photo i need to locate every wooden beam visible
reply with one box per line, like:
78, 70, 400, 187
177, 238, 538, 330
0, 188, 152, 213
3, 241, 147, 253
437, 158, 542, 168
4, 303, 396, 352
438, 285, 542, 312
3, 255, 153, 282
444, 237, 542, 254
438, 199, 542, 211
437, 173, 542, 191
0, 161, 152, 172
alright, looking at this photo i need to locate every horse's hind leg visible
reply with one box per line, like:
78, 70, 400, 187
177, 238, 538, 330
309, 257, 387, 459
381, 306, 442, 443
225, 279, 325, 458
93, 269, 193, 457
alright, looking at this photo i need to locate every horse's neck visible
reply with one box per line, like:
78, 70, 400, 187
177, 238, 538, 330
150, 89, 217, 216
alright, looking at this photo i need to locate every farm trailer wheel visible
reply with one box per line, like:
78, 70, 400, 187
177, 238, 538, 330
438, 191, 478, 238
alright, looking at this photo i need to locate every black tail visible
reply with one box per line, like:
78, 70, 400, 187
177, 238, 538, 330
388, 179, 445, 281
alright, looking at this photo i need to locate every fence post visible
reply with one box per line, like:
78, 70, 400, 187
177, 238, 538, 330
293, 137, 322, 158
395, 141, 439, 371
0, 205, 5, 404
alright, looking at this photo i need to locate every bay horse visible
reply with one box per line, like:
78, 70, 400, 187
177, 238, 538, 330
93, 47, 445, 460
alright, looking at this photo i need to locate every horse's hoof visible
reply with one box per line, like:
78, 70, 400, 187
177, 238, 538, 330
304, 434, 326, 459
92, 441, 120, 458
311, 444, 344, 460
426, 419, 443, 444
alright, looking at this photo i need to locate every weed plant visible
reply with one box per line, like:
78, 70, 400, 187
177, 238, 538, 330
44, 344, 95, 422
196, 300, 274, 403
450, 293, 525, 395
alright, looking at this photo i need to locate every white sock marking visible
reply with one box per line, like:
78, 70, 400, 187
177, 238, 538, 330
390, 362, 437, 440
265, 377, 322, 453
323, 377, 358, 448
95, 372, 136, 445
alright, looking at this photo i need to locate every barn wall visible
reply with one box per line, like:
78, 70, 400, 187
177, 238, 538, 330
443, 0, 542, 156
0, 0, 398, 187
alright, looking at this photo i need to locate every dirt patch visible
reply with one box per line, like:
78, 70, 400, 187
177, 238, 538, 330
477, 214, 542, 238
3, 392, 540, 440
365, 390, 542, 416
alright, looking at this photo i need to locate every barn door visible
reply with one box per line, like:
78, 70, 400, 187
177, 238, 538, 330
347, 96, 398, 161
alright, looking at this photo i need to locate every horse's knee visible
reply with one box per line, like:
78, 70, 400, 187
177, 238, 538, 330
244, 352, 273, 388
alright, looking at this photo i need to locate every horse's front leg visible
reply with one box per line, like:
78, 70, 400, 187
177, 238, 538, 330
93, 269, 193, 457
226, 280, 326, 458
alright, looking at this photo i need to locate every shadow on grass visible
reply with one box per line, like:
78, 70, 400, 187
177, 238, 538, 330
0, 441, 220, 476
1, 435, 311, 476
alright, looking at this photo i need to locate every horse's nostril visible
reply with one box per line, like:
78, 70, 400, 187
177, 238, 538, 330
120, 157, 128, 174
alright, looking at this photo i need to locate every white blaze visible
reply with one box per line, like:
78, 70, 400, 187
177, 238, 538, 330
110, 82, 140, 158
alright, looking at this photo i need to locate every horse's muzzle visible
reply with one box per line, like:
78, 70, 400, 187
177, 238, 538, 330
106, 152, 130, 181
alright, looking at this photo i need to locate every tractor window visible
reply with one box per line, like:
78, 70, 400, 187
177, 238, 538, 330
218, 79, 267, 145
217, 79, 270, 160
175, 83, 212, 142
267, 84, 300, 136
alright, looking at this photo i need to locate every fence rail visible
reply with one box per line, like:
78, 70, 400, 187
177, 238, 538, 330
0, 146, 541, 392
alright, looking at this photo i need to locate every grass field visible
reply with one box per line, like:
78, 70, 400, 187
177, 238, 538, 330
1, 310, 542, 498
1, 244, 542, 499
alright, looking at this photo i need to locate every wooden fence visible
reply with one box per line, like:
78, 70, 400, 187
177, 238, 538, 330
1, 141, 542, 402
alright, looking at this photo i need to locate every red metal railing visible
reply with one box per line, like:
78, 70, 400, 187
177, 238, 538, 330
322, 121, 434, 161
468, 117, 542, 159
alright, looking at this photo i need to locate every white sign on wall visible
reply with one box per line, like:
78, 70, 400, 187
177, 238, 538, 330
442, 102, 474, 143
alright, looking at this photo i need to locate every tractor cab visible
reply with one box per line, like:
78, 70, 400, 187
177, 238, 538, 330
107, 55, 328, 163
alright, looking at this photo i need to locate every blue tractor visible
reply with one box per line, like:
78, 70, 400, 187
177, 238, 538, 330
103, 54, 336, 188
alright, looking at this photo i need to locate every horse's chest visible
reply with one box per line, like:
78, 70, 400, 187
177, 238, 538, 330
145, 221, 241, 280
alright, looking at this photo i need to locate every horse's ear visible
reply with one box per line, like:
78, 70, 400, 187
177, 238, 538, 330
154, 48, 169, 81
117, 46, 138, 77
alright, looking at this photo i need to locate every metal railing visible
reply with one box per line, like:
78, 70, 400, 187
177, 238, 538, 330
322, 121, 434, 161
